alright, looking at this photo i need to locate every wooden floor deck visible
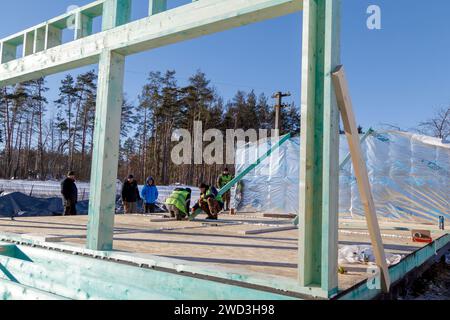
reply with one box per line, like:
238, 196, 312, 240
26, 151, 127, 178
0, 213, 447, 292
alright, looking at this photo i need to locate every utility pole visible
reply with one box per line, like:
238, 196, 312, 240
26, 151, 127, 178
272, 91, 291, 131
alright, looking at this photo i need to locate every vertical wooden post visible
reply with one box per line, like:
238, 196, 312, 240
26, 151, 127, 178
34, 27, 46, 54
23, 32, 35, 57
332, 65, 391, 292
75, 12, 93, 40
102, 0, 132, 31
149, 0, 167, 16
86, 50, 125, 251
298, 0, 341, 297
0, 42, 16, 64
45, 24, 62, 49
86, 0, 130, 252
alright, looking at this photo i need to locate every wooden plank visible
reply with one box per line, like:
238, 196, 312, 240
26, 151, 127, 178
331, 65, 391, 292
263, 213, 297, 219
339, 128, 374, 170
243, 226, 297, 235
298, 0, 340, 297
86, 50, 125, 251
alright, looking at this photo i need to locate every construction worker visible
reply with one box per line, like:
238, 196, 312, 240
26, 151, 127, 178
217, 167, 233, 211
192, 183, 223, 220
60, 171, 78, 216
121, 174, 141, 214
165, 188, 192, 220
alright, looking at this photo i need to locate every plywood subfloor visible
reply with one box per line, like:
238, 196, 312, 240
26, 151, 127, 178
0, 214, 447, 291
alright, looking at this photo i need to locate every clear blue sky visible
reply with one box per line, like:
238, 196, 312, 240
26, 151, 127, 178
1, 0, 449, 130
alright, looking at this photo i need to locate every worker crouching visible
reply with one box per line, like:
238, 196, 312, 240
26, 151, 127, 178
165, 188, 192, 220
192, 183, 224, 220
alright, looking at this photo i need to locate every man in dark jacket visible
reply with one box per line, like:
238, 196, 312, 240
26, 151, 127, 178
61, 171, 78, 216
122, 174, 141, 214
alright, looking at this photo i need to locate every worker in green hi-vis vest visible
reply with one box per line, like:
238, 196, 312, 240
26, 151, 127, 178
192, 183, 223, 220
165, 188, 192, 220
217, 167, 234, 211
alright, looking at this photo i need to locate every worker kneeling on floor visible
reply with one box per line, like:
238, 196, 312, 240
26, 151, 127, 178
165, 188, 192, 220
192, 183, 224, 220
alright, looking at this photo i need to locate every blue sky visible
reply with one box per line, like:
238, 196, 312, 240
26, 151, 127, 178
1, 0, 449, 131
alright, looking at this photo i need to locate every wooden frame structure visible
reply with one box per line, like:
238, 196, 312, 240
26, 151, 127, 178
0, 0, 389, 299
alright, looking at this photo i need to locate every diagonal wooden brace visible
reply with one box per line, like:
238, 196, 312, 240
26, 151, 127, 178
332, 65, 391, 293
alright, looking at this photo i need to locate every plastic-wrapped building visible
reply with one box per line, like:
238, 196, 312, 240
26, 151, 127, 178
234, 131, 450, 223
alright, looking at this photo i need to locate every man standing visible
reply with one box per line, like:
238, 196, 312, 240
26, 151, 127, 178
141, 176, 159, 214
192, 183, 223, 220
121, 175, 141, 214
217, 168, 233, 211
61, 171, 78, 216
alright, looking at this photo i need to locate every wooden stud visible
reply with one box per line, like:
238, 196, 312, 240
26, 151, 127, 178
45, 24, 62, 49
23, 32, 35, 57
102, 0, 132, 31
33, 27, 46, 53
331, 65, 391, 292
149, 0, 167, 16
298, 0, 341, 297
0, 42, 16, 64
75, 12, 93, 40
86, 50, 125, 251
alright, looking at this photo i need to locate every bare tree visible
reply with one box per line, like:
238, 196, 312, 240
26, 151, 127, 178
418, 107, 450, 140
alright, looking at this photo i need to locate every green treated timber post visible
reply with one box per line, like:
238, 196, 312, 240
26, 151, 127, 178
87, 50, 125, 251
75, 12, 94, 40
86, 0, 131, 251
149, 0, 167, 15
102, 0, 132, 31
0, 42, 16, 64
298, 0, 341, 297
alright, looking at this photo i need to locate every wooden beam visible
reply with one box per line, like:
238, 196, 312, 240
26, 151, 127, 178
331, 65, 391, 292
0, 0, 303, 87
86, 50, 125, 251
298, 0, 340, 297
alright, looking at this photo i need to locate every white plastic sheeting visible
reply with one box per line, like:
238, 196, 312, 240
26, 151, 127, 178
234, 131, 450, 223
0, 180, 200, 207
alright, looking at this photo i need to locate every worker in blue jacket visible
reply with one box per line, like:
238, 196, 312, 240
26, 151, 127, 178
140, 176, 159, 213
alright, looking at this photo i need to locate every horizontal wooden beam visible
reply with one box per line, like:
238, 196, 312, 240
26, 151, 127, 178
0, 0, 303, 86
